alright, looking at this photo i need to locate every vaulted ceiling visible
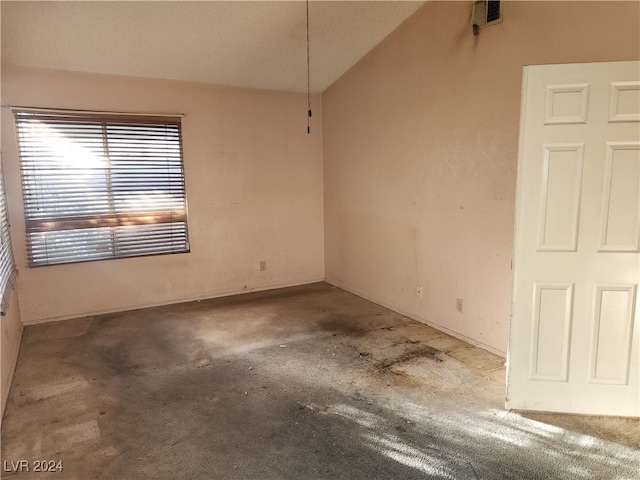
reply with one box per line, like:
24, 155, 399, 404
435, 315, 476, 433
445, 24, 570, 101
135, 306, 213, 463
2, 1, 426, 93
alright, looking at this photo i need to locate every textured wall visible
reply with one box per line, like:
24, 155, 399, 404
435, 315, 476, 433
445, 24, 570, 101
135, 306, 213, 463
2, 67, 324, 324
322, 1, 640, 354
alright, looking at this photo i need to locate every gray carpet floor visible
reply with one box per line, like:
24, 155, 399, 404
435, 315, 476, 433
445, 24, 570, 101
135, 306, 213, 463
2, 283, 639, 479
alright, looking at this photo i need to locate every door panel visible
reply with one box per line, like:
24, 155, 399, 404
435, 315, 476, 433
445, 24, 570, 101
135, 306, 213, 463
508, 61, 640, 416
530, 283, 573, 381
589, 284, 636, 385
538, 144, 584, 251
599, 143, 640, 251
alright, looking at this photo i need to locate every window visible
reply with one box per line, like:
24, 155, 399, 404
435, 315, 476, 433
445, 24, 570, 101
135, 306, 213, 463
472, 1, 502, 30
14, 109, 189, 267
0, 158, 17, 314
485, 0, 501, 23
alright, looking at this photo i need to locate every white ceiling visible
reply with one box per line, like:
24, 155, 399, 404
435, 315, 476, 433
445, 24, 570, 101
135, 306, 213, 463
1, 1, 426, 93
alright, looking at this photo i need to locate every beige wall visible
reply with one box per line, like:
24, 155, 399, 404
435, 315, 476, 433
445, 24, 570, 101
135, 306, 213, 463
0, 22, 24, 421
1, 2, 638, 362
322, 1, 640, 355
1, 66, 324, 324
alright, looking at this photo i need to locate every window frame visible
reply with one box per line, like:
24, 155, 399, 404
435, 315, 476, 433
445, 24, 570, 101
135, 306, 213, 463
13, 108, 190, 267
0, 155, 17, 315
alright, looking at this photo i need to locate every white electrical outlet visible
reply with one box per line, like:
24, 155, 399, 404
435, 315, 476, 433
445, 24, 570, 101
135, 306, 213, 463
416, 285, 423, 298
260, 261, 267, 272
456, 298, 464, 313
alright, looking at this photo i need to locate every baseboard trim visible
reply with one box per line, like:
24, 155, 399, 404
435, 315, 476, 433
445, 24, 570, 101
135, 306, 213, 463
1, 322, 24, 425
20, 276, 507, 359
326, 278, 507, 358
21, 277, 326, 326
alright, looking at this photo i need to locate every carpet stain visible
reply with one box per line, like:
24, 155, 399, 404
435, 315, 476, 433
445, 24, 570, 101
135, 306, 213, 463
377, 345, 443, 369
3, 283, 638, 480
193, 355, 212, 368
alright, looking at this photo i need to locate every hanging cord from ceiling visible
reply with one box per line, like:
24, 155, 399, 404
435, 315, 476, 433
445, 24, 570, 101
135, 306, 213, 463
306, 0, 312, 134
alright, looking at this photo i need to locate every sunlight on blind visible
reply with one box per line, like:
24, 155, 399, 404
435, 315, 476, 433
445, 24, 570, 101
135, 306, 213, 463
14, 110, 189, 266
0, 158, 17, 314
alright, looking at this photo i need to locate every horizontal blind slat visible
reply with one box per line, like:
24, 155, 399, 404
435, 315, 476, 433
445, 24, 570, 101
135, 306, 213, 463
14, 110, 189, 267
0, 159, 17, 313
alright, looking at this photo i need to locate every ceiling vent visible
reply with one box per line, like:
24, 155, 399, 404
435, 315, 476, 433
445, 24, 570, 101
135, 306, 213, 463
473, 1, 502, 33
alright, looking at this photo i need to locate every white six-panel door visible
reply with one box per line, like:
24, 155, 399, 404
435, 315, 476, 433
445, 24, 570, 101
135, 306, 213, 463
508, 61, 640, 416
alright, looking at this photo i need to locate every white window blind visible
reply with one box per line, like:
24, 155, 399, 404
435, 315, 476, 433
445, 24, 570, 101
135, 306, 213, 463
14, 110, 189, 267
0, 158, 17, 314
